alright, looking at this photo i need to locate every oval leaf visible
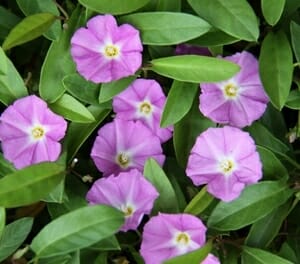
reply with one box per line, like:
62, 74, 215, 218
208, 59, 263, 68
285, 89, 300, 109
49, 94, 95, 123
0, 162, 64, 208
120, 12, 211, 45
78, 0, 150, 15
187, 0, 259, 41
207, 181, 293, 231
30, 205, 124, 258
290, 21, 300, 62
2, 13, 56, 50
259, 31, 293, 110
151, 55, 240, 83
261, 0, 286, 26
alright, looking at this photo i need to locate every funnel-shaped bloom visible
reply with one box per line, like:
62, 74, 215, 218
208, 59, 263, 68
199, 51, 269, 128
71, 14, 143, 83
113, 79, 173, 143
86, 169, 159, 231
140, 213, 207, 264
186, 126, 262, 202
0, 95, 67, 169
91, 118, 165, 176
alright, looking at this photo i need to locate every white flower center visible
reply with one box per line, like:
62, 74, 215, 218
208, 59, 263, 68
103, 44, 120, 59
116, 152, 131, 168
121, 204, 135, 218
223, 82, 239, 99
138, 101, 153, 116
31, 126, 45, 140
218, 157, 236, 176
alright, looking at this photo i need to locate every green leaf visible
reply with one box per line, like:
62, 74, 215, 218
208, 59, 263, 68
49, 94, 95, 123
0, 153, 16, 178
2, 13, 56, 50
259, 31, 293, 110
64, 105, 111, 162
99, 75, 137, 103
120, 12, 211, 45
207, 181, 293, 231
290, 21, 300, 62
0, 217, 33, 262
242, 247, 294, 264
90, 236, 120, 251
261, 0, 285, 26
0, 6, 20, 40
0, 162, 65, 208
156, 0, 181, 11
161, 81, 198, 127
0, 46, 7, 75
78, 0, 150, 15
31, 205, 124, 258
151, 55, 240, 83
143, 158, 179, 214
0, 207, 5, 238
187, 0, 259, 41
285, 89, 300, 109
37, 255, 72, 264
63, 74, 100, 105
16, 0, 61, 41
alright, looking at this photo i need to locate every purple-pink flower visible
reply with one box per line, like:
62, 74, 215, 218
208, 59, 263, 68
91, 118, 165, 177
86, 169, 159, 232
202, 254, 220, 264
71, 14, 143, 83
199, 51, 269, 128
140, 213, 207, 264
0, 95, 67, 169
186, 126, 262, 202
112, 78, 173, 143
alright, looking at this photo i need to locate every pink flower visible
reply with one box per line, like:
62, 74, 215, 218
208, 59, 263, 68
91, 118, 165, 177
140, 213, 207, 264
186, 126, 262, 202
0, 95, 67, 169
71, 14, 143, 83
199, 51, 269, 128
86, 169, 159, 232
202, 254, 220, 264
113, 79, 173, 143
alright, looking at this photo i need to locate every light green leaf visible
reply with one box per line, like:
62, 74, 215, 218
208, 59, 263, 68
259, 31, 293, 110
16, 0, 61, 40
0, 47, 7, 75
143, 158, 179, 214
242, 247, 294, 264
0, 217, 33, 262
187, 0, 259, 41
207, 181, 293, 231
0, 162, 65, 208
38, 255, 72, 264
2, 13, 56, 50
0, 207, 5, 238
151, 55, 240, 83
49, 94, 95, 123
120, 12, 211, 45
290, 21, 300, 62
261, 0, 286, 26
31, 205, 124, 258
161, 81, 198, 127
79, 0, 150, 15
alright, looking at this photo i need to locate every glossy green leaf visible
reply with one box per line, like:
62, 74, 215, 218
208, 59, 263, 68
63, 74, 100, 105
16, 0, 61, 40
120, 12, 211, 45
290, 21, 300, 62
0, 217, 33, 262
31, 205, 124, 258
143, 158, 179, 214
262, 0, 285, 25
188, 0, 259, 41
64, 105, 111, 162
90, 236, 120, 251
0, 162, 64, 208
0, 207, 5, 238
39, 8, 81, 102
0, 47, 7, 75
156, 0, 181, 11
99, 75, 137, 103
2, 13, 56, 50
49, 94, 95, 123
161, 81, 198, 127
0, 6, 20, 40
151, 55, 240, 83
38, 255, 72, 264
78, 0, 150, 15
207, 181, 293, 231
285, 89, 300, 109
242, 247, 293, 264
259, 31, 293, 110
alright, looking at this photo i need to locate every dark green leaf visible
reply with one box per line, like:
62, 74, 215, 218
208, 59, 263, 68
120, 12, 211, 45
259, 31, 293, 110
31, 205, 124, 258
207, 181, 293, 231
151, 55, 240, 83
90, 236, 120, 251
156, 0, 181, 11
2, 13, 56, 50
0, 162, 65, 208
78, 0, 151, 15
38, 255, 72, 264
261, 0, 286, 26
0, 7, 20, 40
279, 242, 298, 264
0, 217, 33, 262
161, 81, 198, 127
291, 21, 300, 62
0, 153, 16, 178
285, 89, 300, 109
188, 0, 259, 41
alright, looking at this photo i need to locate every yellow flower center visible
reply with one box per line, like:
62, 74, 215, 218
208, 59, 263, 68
139, 101, 152, 115
219, 158, 235, 174
224, 83, 238, 99
104, 45, 119, 58
31, 126, 45, 140
117, 153, 130, 168
175, 232, 190, 246
123, 206, 134, 217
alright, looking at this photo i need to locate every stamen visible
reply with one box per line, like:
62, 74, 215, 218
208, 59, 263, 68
117, 153, 130, 168
104, 45, 119, 58
224, 83, 238, 99
175, 232, 190, 246
139, 101, 152, 115
219, 158, 235, 175
123, 206, 134, 217
31, 126, 45, 140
